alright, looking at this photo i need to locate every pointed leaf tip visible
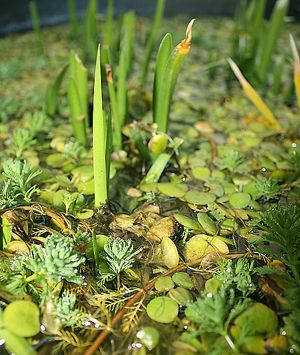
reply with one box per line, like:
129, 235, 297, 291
290, 33, 300, 65
185, 19, 196, 44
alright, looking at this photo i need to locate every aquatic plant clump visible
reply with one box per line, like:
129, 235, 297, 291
1, 0, 300, 354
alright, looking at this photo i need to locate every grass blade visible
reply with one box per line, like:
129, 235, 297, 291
70, 51, 88, 120
153, 33, 173, 120
290, 34, 300, 109
143, 153, 171, 183
153, 19, 195, 133
67, 0, 78, 38
228, 58, 281, 132
28, 1, 44, 57
84, 0, 98, 59
93, 45, 109, 206
106, 65, 122, 150
68, 51, 88, 146
68, 78, 88, 146
256, 0, 289, 82
116, 12, 136, 126
45, 64, 68, 117
105, 0, 114, 48
140, 0, 166, 86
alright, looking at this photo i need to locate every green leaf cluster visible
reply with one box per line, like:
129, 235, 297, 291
185, 287, 250, 352
215, 149, 249, 173
53, 290, 88, 327
215, 258, 256, 297
9, 128, 36, 158
0, 159, 42, 209
3, 235, 85, 299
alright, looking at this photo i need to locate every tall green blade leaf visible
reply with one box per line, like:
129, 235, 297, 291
93, 45, 108, 206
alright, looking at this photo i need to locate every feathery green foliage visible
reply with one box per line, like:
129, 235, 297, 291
4, 235, 85, 298
185, 287, 250, 352
0, 159, 42, 209
26, 111, 52, 136
68, 51, 88, 147
258, 205, 300, 283
53, 290, 88, 327
98, 237, 142, 289
9, 128, 36, 158
140, 0, 166, 86
215, 259, 256, 297
28, 1, 44, 57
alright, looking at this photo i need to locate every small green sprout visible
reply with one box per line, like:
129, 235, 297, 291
9, 128, 36, 158
53, 290, 88, 328
98, 237, 142, 289
0, 159, 42, 208
26, 111, 52, 136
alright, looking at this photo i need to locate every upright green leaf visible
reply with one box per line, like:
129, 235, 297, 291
140, 0, 166, 86
153, 19, 195, 133
67, 0, 78, 38
28, 1, 44, 56
93, 45, 109, 206
256, 0, 289, 82
84, 0, 98, 59
45, 64, 68, 117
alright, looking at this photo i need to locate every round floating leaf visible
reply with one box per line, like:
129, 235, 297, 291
72, 165, 94, 182
183, 234, 229, 261
157, 183, 188, 198
76, 209, 94, 219
136, 326, 160, 350
184, 190, 216, 205
191, 167, 210, 180
155, 276, 175, 292
146, 296, 178, 323
173, 213, 202, 231
152, 237, 179, 268
204, 278, 222, 294
46, 153, 70, 168
76, 180, 94, 195
231, 303, 278, 339
172, 272, 194, 289
168, 287, 193, 306
229, 192, 251, 209
4, 301, 40, 337
197, 212, 217, 235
